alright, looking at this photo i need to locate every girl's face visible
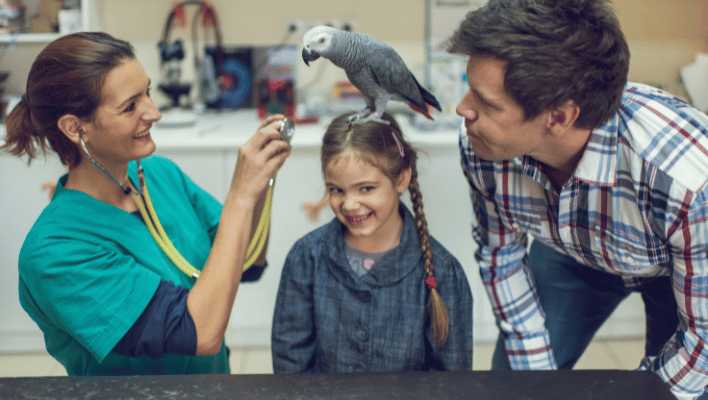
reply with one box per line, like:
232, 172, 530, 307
324, 153, 410, 252
81, 58, 161, 170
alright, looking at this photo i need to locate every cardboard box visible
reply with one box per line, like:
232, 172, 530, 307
30, 0, 62, 33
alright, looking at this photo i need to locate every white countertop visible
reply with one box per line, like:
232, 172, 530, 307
1, 109, 462, 152
149, 109, 461, 150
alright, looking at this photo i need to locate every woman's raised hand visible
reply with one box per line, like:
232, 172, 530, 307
228, 115, 291, 204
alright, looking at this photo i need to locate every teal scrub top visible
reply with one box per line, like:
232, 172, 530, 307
18, 155, 230, 375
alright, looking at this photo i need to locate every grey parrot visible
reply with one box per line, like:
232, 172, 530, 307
302, 25, 441, 125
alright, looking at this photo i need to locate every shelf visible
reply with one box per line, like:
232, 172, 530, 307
0, 0, 101, 44
0, 33, 62, 44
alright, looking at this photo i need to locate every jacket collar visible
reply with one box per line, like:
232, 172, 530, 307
325, 204, 421, 289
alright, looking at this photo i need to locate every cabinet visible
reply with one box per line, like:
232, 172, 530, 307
0, 112, 646, 354
0, 0, 101, 43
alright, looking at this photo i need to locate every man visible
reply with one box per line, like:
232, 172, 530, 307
448, 1, 708, 399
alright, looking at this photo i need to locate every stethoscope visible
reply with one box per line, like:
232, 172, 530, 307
78, 118, 295, 279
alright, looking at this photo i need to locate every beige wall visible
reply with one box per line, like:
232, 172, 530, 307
613, 0, 708, 99
100, 0, 425, 45
2, 0, 707, 104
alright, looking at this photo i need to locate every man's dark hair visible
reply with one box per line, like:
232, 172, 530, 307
448, 0, 629, 129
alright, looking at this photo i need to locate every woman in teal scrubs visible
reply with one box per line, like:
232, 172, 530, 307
1, 32, 291, 375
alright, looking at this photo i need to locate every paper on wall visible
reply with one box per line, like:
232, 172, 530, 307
680, 53, 708, 113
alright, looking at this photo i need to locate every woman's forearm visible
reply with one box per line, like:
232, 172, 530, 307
188, 192, 256, 355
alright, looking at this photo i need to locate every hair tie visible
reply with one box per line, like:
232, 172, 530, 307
391, 130, 404, 157
425, 276, 437, 290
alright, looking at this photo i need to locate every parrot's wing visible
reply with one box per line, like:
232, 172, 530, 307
365, 42, 427, 109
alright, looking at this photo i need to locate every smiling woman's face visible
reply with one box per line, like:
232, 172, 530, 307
80, 58, 161, 168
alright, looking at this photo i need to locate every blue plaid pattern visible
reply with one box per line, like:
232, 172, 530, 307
461, 83, 708, 399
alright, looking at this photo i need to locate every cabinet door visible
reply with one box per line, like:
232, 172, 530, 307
154, 149, 227, 201
406, 144, 494, 341
222, 147, 329, 345
0, 154, 66, 352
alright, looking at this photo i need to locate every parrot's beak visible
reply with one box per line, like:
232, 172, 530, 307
302, 48, 320, 66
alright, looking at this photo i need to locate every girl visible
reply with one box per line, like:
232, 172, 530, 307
271, 112, 473, 372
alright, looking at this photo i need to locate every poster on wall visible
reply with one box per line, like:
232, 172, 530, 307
427, 0, 487, 57
424, 0, 487, 121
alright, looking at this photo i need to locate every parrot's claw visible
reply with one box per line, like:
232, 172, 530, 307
352, 114, 390, 126
346, 114, 361, 125
347, 108, 390, 127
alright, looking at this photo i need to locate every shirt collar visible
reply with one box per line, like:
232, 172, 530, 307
571, 113, 619, 186
506, 114, 620, 189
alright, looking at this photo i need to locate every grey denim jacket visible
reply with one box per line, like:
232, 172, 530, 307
272, 205, 473, 372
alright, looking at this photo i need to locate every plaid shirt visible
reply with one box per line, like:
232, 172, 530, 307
460, 83, 708, 400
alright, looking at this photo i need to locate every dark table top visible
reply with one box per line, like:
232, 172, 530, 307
0, 370, 676, 400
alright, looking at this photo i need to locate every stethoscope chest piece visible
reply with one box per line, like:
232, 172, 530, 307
277, 118, 295, 143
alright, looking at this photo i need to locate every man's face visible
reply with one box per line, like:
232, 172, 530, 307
456, 56, 550, 162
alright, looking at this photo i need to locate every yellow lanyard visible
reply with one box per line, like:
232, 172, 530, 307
129, 160, 273, 279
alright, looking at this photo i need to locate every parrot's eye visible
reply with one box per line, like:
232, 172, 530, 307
319, 38, 325, 44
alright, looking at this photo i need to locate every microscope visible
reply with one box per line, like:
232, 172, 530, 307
155, 1, 223, 127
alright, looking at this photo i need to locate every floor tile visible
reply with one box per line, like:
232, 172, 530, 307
241, 347, 273, 374
0, 339, 647, 377
0, 353, 65, 377
574, 341, 618, 370
229, 348, 245, 374
602, 339, 646, 370
473, 341, 495, 370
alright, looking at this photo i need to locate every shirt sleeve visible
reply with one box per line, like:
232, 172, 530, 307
460, 134, 558, 370
20, 235, 161, 362
112, 280, 196, 359
638, 188, 708, 400
271, 240, 317, 373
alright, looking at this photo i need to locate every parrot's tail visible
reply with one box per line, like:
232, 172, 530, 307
421, 87, 442, 112
408, 103, 435, 120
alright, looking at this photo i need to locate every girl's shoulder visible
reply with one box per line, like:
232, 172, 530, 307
428, 235, 465, 271
292, 218, 342, 250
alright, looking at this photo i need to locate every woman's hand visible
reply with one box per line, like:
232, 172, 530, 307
228, 115, 291, 204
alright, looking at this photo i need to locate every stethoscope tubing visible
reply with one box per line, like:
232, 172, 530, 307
131, 159, 272, 279
79, 119, 287, 280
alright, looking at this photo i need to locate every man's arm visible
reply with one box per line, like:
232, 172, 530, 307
460, 133, 557, 370
640, 189, 708, 400
470, 184, 558, 369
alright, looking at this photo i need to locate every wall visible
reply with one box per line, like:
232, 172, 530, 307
3, 1, 706, 104
613, 0, 708, 100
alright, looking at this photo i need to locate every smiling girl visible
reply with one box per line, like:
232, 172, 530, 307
271, 112, 473, 372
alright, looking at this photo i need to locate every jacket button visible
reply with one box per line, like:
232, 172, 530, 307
357, 327, 369, 341
357, 291, 371, 302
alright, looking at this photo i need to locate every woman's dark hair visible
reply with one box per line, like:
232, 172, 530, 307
448, 0, 629, 129
322, 112, 451, 347
2, 32, 136, 167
